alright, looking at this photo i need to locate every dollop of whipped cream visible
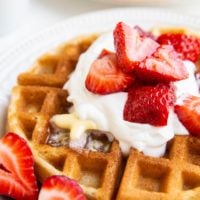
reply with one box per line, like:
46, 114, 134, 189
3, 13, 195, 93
64, 32, 199, 157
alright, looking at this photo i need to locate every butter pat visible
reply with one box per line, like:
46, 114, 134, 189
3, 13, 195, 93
51, 113, 97, 140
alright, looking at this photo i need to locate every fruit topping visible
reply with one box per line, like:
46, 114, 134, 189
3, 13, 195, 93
123, 83, 175, 126
0, 132, 38, 200
195, 72, 200, 92
38, 175, 86, 200
136, 45, 188, 82
113, 22, 159, 72
98, 48, 113, 58
175, 95, 200, 137
157, 33, 200, 63
85, 50, 134, 94
134, 25, 156, 40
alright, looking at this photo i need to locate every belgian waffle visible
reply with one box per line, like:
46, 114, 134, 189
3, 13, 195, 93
7, 28, 200, 200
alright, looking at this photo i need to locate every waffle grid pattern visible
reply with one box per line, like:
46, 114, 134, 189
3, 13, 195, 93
7, 36, 122, 200
7, 32, 200, 200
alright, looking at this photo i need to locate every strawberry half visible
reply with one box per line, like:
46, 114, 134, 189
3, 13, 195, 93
0, 132, 38, 200
175, 95, 200, 137
123, 83, 175, 126
157, 33, 200, 62
38, 175, 86, 200
85, 51, 134, 94
136, 45, 188, 82
113, 22, 159, 72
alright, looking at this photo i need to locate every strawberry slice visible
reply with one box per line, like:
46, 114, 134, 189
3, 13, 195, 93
134, 25, 156, 40
123, 83, 175, 126
157, 33, 200, 62
113, 22, 159, 72
98, 48, 113, 58
175, 95, 200, 137
136, 45, 188, 82
85, 51, 134, 94
38, 175, 86, 200
0, 132, 38, 200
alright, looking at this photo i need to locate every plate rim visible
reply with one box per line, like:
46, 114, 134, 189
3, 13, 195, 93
1, 7, 200, 60
0, 7, 200, 93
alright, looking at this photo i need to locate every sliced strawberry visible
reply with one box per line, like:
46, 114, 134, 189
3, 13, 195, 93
134, 25, 156, 40
38, 175, 86, 200
85, 51, 134, 94
136, 45, 188, 82
157, 33, 200, 62
113, 22, 159, 72
123, 83, 175, 126
98, 48, 113, 58
175, 95, 200, 137
0, 132, 38, 200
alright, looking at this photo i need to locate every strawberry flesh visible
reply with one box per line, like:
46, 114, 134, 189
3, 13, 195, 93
175, 95, 200, 137
98, 48, 113, 58
136, 45, 188, 82
157, 33, 200, 62
0, 132, 38, 200
113, 22, 159, 72
134, 25, 156, 40
38, 175, 86, 200
123, 83, 175, 126
85, 51, 134, 94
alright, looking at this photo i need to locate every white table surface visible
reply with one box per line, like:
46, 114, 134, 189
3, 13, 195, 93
0, 0, 200, 54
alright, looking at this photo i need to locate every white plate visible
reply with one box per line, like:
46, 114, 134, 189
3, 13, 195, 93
0, 7, 200, 135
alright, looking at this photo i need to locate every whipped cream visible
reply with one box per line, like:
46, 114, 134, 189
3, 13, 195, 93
64, 32, 199, 157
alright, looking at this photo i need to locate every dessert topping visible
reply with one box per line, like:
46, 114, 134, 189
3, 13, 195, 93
50, 113, 97, 140
85, 50, 134, 94
84, 129, 113, 152
157, 33, 200, 63
137, 45, 188, 82
38, 175, 86, 200
85, 22, 188, 127
49, 114, 113, 152
175, 95, 200, 137
113, 22, 159, 72
47, 126, 70, 147
0, 133, 38, 200
124, 83, 175, 126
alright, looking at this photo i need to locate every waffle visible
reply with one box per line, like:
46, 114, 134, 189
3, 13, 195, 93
6, 29, 200, 200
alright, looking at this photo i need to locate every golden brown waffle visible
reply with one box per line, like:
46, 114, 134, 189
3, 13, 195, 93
18, 35, 98, 88
7, 35, 122, 200
6, 29, 200, 200
117, 136, 200, 200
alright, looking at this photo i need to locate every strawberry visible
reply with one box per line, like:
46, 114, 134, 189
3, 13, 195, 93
85, 51, 134, 94
134, 25, 156, 40
98, 48, 113, 58
38, 175, 86, 200
113, 22, 159, 72
175, 95, 200, 137
157, 33, 200, 62
123, 83, 175, 126
0, 132, 38, 200
136, 45, 188, 82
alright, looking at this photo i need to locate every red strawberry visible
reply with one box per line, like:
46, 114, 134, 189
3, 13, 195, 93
113, 22, 159, 72
157, 33, 200, 62
175, 95, 200, 137
38, 175, 86, 200
98, 48, 113, 58
136, 45, 188, 82
134, 25, 156, 40
85, 51, 134, 94
123, 83, 175, 126
0, 132, 38, 200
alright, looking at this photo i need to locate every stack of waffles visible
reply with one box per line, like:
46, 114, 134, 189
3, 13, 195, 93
7, 29, 200, 200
